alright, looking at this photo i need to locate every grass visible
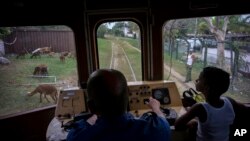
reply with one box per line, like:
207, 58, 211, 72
118, 37, 140, 49
98, 38, 112, 68
0, 54, 78, 116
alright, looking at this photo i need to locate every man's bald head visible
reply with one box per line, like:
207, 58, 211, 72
87, 69, 128, 117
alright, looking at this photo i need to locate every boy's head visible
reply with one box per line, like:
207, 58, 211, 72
196, 66, 230, 98
87, 69, 128, 117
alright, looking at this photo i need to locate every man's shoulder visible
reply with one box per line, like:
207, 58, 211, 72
141, 115, 171, 141
139, 113, 170, 129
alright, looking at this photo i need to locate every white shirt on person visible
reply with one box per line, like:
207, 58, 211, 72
196, 97, 235, 141
187, 54, 194, 66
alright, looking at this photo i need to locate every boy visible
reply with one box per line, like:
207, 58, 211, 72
175, 66, 249, 141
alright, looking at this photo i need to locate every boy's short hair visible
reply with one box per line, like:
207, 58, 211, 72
202, 66, 230, 96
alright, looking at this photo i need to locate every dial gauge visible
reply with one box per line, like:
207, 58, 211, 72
163, 97, 170, 104
153, 90, 163, 100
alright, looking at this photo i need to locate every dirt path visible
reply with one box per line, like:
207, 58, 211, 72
164, 64, 195, 94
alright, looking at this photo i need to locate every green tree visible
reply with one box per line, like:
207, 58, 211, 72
164, 19, 199, 54
203, 16, 229, 68
202, 15, 250, 69
97, 24, 108, 38
0, 27, 11, 39
111, 22, 126, 37
127, 21, 140, 38
0, 27, 12, 56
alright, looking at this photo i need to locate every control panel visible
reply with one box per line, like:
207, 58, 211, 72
128, 80, 182, 111
55, 81, 183, 121
55, 87, 87, 119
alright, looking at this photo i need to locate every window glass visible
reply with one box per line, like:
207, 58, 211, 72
97, 21, 142, 82
163, 14, 250, 103
0, 26, 78, 117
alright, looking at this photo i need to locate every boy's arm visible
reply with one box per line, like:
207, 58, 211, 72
174, 103, 204, 130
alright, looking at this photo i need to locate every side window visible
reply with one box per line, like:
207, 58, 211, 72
97, 21, 142, 82
163, 15, 250, 103
0, 26, 78, 117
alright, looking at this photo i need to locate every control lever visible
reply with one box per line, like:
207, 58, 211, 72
160, 107, 178, 126
144, 99, 170, 114
144, 100, 178, 126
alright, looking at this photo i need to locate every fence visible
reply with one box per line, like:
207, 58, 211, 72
3, 29, 76, 54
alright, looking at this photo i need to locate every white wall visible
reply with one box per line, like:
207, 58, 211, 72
202, 48, 234, 64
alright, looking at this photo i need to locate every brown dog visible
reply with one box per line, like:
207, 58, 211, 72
27, 84, 58, 103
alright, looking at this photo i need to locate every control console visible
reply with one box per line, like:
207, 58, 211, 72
55, 87, 87, 119
128, 81, 182, 110
127, 81, 182, 125
54, 81, 183, 126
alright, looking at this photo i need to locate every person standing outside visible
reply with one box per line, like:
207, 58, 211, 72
185, 51, 195, 82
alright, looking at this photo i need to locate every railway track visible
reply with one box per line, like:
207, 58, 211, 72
108, 37, 195, 94
109, 38, 137, 81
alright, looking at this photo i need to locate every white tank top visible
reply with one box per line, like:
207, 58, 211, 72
196, 97, 235, 141
186, 54, 193, 66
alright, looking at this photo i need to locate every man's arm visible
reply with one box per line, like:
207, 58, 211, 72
147, 97, 165, 118
145, 97, 171, 141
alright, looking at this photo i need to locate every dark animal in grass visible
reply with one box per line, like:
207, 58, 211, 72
33, 64, 48, 76
60, 55, 65, 63
61, 51, 70, 57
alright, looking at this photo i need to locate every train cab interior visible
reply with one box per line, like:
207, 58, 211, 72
0, 0, 250, 141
